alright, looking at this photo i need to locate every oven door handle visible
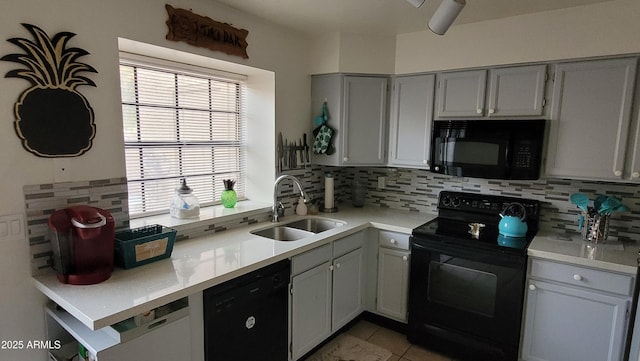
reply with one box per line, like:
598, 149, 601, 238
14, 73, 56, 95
410, 239, 525, 268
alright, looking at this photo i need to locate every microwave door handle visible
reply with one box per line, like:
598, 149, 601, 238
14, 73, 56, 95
504, 139, 510, 165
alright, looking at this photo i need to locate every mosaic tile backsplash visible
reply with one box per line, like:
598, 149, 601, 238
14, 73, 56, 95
24, 178, 130, 275
318, 167, 640, 241
25, 168, 640, 275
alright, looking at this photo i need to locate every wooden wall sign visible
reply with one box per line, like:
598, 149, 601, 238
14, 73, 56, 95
165, 4, 249, 59
1, 23, 97, 158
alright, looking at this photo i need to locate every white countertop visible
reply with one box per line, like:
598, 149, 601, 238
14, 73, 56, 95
528, 232, 639, 274
34, 205, 640, 332
33, 206, 433, 331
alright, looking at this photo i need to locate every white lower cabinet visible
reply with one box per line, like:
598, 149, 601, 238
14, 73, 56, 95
375, 230, 410, 322
332, 247, 365, 330
290, 259, 332, 360
290, 231, 365, 360
521, 258, 634, 361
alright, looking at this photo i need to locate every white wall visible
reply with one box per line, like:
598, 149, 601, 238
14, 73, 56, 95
309, 32, 396, 75
395, 0, 640, 73
0, 0, 311, 359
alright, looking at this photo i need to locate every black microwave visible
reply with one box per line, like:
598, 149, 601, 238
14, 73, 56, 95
430, 119, 546, 180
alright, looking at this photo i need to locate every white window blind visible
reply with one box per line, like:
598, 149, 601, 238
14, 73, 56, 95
119, 57, 246, 217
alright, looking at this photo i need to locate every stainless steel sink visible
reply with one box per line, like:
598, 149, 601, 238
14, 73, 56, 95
285, 218, 345, 233
251, 226, 314, 241
251, 217, 345, 241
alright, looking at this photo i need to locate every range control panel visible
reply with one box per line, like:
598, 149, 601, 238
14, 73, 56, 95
437, 191, 540, 220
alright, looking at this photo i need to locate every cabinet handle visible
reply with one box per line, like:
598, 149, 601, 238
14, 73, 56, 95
343, 157, 349, 162
329, 265, 334, 271
476, 108, 483, 114
573, 274, 583, 281
402, 256, 408, 261
614, 170, 622, 177
488, 108, 495, 114
423, 160, 428, 165
336, 263, 341, 269
529, 284, 536, 291
633, 172, 640, 178
390, 239, 397, 244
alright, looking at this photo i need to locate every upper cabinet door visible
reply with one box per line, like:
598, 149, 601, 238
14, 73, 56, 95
436, 70, 487, 118
545, 58, 637, 180
388, 74, 435, 167
487, 65, 547, 117
629, 114, 640, 182
342, 76, 388, 165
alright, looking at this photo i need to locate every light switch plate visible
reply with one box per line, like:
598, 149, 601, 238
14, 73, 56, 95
0, 213, 26, 242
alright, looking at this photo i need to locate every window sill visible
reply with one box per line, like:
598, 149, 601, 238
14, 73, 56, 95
128, 200, 272, 233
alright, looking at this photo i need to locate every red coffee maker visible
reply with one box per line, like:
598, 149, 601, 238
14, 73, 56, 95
48, 205, 115, 285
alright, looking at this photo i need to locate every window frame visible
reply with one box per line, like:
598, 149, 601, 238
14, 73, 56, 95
119, 52, 247, 218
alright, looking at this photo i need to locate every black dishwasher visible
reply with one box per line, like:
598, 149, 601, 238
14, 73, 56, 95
203, 259, 290, 361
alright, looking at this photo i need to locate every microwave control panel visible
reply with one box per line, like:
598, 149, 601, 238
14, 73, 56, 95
513, 140, 535, 168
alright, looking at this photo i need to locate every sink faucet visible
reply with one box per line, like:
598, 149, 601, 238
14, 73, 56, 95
272, 175, 310, 222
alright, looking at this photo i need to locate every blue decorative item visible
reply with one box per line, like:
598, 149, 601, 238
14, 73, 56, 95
498, 203, 528, 238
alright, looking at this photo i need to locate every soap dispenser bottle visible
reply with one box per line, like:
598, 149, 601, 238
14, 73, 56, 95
295, 197, 308, 216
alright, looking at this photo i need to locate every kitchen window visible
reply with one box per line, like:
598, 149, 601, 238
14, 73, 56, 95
119, 54, 246, 217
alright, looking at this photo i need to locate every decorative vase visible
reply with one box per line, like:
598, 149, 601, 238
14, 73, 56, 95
221, 179, 237, 208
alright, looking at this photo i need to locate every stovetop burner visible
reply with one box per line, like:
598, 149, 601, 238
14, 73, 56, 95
411, 191, 540, 254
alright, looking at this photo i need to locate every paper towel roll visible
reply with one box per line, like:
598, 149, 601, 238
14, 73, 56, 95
324, 173, 334, 209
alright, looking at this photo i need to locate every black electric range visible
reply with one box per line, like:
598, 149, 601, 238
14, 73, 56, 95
411, 191, 540, 254
407, 191, 540, 361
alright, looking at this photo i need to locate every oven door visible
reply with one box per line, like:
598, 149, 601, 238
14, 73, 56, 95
431, 135, 509, 179
408, 239, 526, 359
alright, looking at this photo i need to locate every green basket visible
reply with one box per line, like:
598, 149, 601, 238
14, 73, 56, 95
114, 225, 176, 269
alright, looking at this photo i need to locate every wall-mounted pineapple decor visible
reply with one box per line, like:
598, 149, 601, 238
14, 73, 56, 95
1, 23, 97, 157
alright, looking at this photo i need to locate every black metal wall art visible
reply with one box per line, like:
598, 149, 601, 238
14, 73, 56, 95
1, 23, 98, 157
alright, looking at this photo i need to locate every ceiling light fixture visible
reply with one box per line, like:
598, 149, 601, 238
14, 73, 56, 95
406, 0, 426, 8
428, 0, 466, 35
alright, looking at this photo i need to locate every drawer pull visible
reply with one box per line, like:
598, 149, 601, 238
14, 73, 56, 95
573, 274, 583, 281
529, 284, 536, 291
390, 239, 397, 244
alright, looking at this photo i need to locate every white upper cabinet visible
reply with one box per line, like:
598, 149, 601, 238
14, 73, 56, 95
545, 58, 637, 180
388, 74, 435, 167
310, 74, 388, 166
436, 69, 487, 118
487, 65, 547, 117
627, 96, 640, 181
436, 65, 547, 118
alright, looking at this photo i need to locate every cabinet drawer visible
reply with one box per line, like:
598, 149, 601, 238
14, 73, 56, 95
378, 230, 409, 251
292, 244, 332, 276
530, 258, 634, 296
333, 232, 364, 258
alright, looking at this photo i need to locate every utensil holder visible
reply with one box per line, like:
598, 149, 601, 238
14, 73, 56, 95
583, 214, 609, 243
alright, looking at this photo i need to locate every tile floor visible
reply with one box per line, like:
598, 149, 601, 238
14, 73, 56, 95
342, 319, 456, 361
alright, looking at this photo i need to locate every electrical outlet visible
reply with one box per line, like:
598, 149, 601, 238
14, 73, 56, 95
0, 213, 25, 242
377, 176, 386, 189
